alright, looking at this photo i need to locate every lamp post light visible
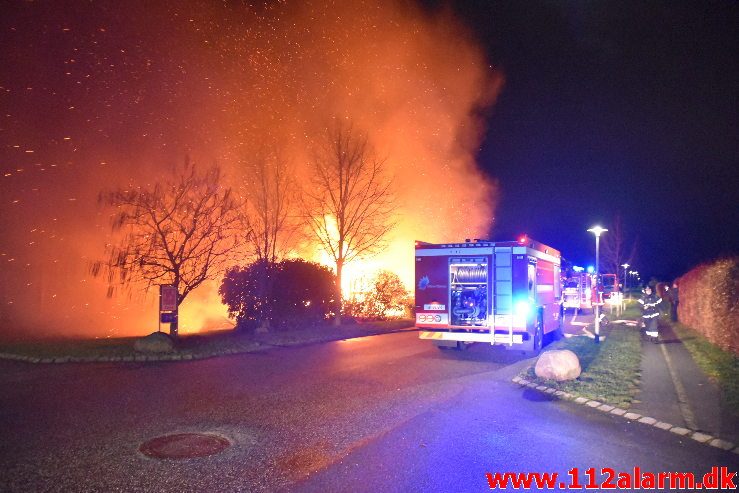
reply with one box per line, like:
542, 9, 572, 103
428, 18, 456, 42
621, 263, 630, 300
587, 226, 608, 343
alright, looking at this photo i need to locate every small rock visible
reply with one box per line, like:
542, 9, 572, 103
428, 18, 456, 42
134, 332, 175, 354
534, 349, 581, 381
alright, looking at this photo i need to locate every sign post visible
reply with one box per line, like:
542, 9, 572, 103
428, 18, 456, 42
159, 285, 178, 336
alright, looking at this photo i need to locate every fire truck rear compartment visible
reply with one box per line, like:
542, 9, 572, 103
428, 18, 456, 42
450, 262, 488, 327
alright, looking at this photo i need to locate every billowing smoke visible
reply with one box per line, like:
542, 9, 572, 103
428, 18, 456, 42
0, 0, 501, 338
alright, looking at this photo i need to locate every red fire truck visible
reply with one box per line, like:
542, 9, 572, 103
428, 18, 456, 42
599, 273, 619, 301
415, 237, 562, 353
562, 272, 595, 313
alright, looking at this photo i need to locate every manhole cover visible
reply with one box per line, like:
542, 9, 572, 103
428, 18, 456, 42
139, 433, 231, 459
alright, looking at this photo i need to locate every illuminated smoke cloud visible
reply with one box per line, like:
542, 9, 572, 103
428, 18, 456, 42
0, 0, 501, 337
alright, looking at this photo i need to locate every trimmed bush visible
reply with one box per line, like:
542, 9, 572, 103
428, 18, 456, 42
220, 259, 337, 331
678, 257, 738, 354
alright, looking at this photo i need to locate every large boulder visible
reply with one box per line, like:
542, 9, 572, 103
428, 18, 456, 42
134, 332, 175, 354
534, 349, 581, 381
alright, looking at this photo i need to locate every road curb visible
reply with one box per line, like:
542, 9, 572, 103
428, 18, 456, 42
510, 375, 737, 454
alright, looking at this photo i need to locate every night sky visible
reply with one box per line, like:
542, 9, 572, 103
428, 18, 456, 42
445, 0, 738, 280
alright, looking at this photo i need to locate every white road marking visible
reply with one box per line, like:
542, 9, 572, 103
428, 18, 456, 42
580, 327, 606, 341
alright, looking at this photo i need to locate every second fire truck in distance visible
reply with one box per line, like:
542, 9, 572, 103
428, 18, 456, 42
562, 271, 595, 313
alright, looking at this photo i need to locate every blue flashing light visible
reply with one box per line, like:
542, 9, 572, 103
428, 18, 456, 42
572, 266, 584, 272
587, 266, 595, 274
514, 300, 531, 317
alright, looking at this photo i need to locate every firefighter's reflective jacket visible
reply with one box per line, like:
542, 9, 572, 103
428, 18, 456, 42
638, 293, 662, 320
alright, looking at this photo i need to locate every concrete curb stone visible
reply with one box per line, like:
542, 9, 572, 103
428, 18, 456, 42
509, 376, 737, 454
709, 439, 734, 450
670, 426, 691, 436
690, 432, 713, 443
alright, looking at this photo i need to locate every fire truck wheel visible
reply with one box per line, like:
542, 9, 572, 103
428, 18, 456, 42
554, 319, 564, 340
532, 318, 544, 355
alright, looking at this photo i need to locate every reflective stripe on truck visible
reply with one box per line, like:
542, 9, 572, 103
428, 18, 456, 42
419, 330, 524, 345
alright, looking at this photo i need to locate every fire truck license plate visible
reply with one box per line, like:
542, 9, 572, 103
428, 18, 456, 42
416, 313, 449, 324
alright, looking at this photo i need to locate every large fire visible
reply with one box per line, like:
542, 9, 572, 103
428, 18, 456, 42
0, 1, 501, 338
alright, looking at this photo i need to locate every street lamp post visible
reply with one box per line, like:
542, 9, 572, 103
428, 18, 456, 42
588, 226, 608, 344
621, 263, 630, 300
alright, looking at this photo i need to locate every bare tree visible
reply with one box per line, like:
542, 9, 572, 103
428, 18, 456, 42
93, 158, 240, 336
601, 215, 638, 289
240, 147, 299, 264
303, 121, 396, 325
238, 147, 301, 330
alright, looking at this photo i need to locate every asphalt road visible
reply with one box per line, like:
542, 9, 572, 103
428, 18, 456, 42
0, 326, 736, 492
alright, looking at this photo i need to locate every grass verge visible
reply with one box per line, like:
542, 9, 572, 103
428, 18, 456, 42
671, 322, 739, 414
0, 319, 415, 362
519, 324, 642, 409
254, 319, 414, 346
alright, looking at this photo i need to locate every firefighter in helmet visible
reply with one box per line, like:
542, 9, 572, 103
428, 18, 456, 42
638, 284, 662, 341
